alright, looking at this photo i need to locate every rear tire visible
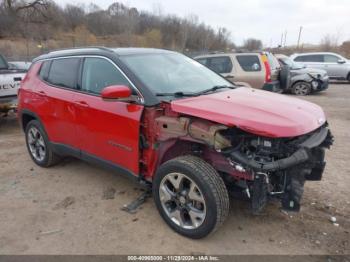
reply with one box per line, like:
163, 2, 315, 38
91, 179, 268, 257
25, 120, 61, 167
153, 155, 229, 239
347, 73, 350, 82
292, 81, 311, 96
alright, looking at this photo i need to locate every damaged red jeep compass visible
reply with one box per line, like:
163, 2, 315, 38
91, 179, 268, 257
18, 47, 333, 238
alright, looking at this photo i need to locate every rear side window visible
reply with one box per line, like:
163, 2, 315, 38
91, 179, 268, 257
0, 55, 8, 69
39, 61, 51, 81
196, 58, 208, 66
324, 55, 339, 63
294, 55, 323, 62
236, 55, 261, 71
47, 58, 80, 89
266, 53, 280, 70
81, 57, 130, 95
207, 56, 233, 74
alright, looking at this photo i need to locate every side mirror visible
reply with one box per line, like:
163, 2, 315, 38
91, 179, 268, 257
338, 59, 346, 64
101, 85, 132, 100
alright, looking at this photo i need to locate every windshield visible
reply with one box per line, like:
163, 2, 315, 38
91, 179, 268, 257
120, 52, 231, 96
280, 57, 304, 69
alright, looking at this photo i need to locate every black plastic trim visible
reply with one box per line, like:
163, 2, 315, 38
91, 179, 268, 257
50, 142, 139, 182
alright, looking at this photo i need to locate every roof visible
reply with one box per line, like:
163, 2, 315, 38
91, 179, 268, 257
290, 52, 341, 57
111, 48, 174, 56
32, 47, 174, 62
194, 51, 267, 59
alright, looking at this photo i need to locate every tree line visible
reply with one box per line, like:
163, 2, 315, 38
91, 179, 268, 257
0, 0, 235, 53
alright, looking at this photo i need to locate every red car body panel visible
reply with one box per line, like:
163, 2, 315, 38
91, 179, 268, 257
18, 62, 144, 175
18, 63, 79, 147
171, 87, 326, 138
73, 92, 143, 175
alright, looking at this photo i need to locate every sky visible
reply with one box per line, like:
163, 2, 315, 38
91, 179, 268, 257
56, 0, 350, 47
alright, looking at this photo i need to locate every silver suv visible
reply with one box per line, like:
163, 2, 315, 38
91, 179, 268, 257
290, 52, 350, 81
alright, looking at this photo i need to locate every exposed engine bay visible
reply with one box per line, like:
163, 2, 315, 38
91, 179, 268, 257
142, 105, 334, 214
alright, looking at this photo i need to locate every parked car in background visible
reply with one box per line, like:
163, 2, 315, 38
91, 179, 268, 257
8, 61, 31, 71
290, 52, 350, 82
18, 47, 333, 238
195, 52, 290, 93
0, 54, 27, 114
276, 54, 329, 95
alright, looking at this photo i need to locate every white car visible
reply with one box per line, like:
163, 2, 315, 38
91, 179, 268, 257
290, 52, 350, 81
0, 54, 27, 110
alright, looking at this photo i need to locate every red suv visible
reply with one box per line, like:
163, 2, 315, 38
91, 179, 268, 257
18, 47, 333, 238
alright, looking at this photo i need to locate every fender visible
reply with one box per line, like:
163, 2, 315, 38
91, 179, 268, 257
19, 109, 44, 132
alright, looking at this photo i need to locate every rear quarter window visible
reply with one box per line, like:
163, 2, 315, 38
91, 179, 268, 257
0, 54, 8, 69
47, 58, 80, 89
236, 55, 261, 72
196, 58, 208, 66
38, 61, 51, 81
266, 54, 280, 70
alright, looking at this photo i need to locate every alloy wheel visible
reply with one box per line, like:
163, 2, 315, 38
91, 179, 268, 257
159, 172, 206, 229
294, 83, 310, 95
27, 126, 46, 162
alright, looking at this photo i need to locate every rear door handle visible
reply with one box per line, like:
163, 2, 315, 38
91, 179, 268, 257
74, 101, 89, 107
14, 77, 22, 81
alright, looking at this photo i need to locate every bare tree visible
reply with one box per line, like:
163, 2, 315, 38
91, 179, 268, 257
320, 34, 339, 52
242, 38, 263, 51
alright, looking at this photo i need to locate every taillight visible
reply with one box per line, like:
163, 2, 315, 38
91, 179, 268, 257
261, 54, 271, 83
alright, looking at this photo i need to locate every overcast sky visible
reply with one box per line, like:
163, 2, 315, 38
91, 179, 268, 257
57, 0, 350, 47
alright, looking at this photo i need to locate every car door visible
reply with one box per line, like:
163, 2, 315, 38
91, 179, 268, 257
35, 58, 80, 150
323, 54, 344, 78
74, 56, 144, 175
235, 54, 264, 88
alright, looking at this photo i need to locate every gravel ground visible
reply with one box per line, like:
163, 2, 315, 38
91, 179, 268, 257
0, 83, 349, 255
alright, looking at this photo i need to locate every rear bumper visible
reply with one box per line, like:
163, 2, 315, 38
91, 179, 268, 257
0, 95, 17, 112
0, 95, 17, 104
262, 81, 282, 93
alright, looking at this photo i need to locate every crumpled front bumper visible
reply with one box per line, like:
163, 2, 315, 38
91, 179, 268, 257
309, 74, 329, 92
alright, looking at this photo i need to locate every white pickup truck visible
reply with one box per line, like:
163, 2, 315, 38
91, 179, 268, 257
0, 54, 27, 114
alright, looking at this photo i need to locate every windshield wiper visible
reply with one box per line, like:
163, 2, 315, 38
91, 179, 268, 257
195, 85, 234, 95
156, 85, 234, 98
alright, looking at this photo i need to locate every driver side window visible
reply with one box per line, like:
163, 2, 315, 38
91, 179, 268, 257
82, 57, 131, 95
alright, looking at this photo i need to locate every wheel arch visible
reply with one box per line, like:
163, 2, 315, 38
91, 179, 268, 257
20, 109, 43, 132
157, 140, 202, 167
291, 79, 312, 88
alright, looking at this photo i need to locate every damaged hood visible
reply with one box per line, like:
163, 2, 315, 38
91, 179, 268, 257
170, 87, 326, 138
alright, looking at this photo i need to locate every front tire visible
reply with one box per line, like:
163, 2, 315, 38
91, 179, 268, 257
25, 120, 61, 167
153, 155, 229, 239
292, 81, 311, 96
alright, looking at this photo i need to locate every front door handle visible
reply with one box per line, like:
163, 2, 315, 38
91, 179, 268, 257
37, 90, 46, 96
74, 101, 89, 108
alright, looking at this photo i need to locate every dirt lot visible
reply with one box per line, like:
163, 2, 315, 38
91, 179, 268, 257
0, 83, 349, 255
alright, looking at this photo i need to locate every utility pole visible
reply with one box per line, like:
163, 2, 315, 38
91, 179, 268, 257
284, 30, 287, 47
280, 32, 284, 47
297, 26, 303, 50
